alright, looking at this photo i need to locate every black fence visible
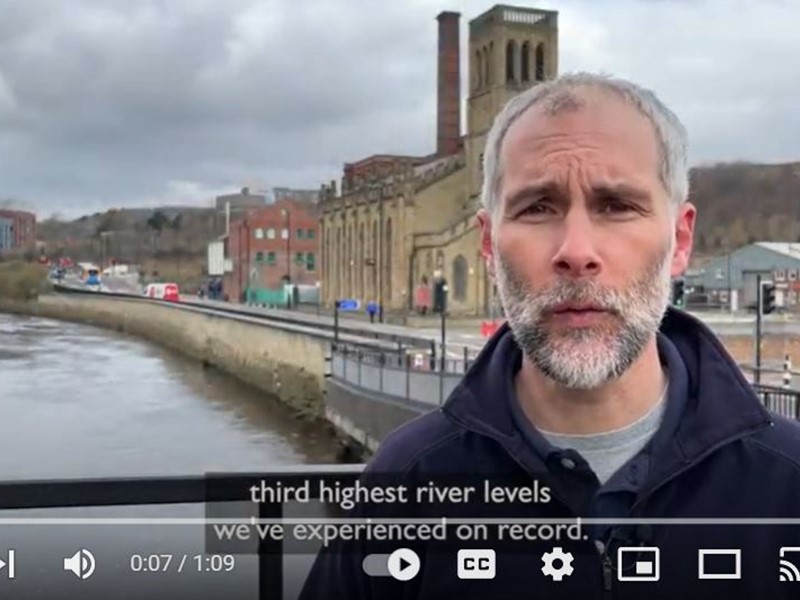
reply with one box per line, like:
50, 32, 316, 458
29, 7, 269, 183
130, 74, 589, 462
753, 383, 800, 420
332, 342, 479, 376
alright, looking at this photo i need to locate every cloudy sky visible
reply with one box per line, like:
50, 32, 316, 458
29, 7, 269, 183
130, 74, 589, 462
0, 0, 797, 218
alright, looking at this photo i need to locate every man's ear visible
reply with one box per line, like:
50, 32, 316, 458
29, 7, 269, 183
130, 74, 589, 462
475, 209, 495, 280
671, 201, 696, 277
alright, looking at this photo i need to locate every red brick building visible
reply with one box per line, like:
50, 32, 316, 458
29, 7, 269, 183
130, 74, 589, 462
226, 199, 319, 303
0, 209, 36, 252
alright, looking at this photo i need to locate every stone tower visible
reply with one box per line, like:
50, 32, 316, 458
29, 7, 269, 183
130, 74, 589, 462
465, 5, 559, 202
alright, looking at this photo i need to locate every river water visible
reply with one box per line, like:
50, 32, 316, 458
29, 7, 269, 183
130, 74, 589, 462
0, 313, 340, 479
0, 313, 344, 599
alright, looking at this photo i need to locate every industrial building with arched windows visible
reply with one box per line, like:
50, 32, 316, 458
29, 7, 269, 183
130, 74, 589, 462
318, 4, 558, 316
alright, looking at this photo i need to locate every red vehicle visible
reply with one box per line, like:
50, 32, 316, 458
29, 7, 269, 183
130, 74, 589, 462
144, 283, 180, 302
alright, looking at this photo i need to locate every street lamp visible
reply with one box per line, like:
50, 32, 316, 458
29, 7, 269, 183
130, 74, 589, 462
438, 282, 449, 404
440, 283, 448, 371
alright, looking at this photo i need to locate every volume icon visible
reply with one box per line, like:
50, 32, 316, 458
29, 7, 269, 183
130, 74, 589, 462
64, 549, 96, 580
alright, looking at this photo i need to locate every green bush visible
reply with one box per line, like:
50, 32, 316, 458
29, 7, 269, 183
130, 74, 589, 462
0, 261, 51, 301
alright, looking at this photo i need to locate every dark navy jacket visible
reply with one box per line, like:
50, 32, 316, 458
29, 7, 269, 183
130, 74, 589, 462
299, 308, 800, 599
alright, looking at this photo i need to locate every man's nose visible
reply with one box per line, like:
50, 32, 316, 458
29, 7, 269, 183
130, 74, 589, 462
551, 208, 601, 278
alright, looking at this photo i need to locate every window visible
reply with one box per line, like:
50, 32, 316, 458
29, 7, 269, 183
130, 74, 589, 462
306, 252, 315, 271
266, 228, 276, 239
281, 228, 288, 239
295, 252, 304, 264
296, 228, 304, 239
535, 43, 545, 81
255, 251, 264, 262
254, 228, 264, 239
267, 252, 276, 265
521, 42, 530, 82
307, 228, 315, 239
452, 255, 468, 301
506, 40, 516, 83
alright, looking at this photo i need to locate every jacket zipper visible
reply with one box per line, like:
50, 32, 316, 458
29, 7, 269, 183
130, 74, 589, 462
476, 428, 618, 595
601, 548, 613, 599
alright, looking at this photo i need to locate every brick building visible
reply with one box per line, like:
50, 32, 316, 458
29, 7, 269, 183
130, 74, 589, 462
0, 209, 37, 252
226, 199, 319, 303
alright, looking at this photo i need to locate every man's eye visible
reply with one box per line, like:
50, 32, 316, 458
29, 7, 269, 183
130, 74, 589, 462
600, 198, 633, 213
519, 202, 553, 216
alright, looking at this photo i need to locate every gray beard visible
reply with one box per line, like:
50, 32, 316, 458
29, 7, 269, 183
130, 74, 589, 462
494, 246, 673, 389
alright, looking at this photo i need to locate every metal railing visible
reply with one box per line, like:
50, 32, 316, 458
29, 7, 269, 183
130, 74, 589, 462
51, 284, 436, 352
330, 344, 473, 406
331, 346, 800, 420
753, 384, 800, 420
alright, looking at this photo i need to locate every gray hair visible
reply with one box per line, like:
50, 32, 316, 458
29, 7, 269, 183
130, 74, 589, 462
480, 72, 689, 216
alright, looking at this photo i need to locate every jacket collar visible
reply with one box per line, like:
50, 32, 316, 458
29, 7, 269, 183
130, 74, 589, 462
442, 307, 773, 479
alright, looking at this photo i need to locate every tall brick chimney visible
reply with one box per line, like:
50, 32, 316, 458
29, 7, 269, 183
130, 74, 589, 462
436, 11, 461, 156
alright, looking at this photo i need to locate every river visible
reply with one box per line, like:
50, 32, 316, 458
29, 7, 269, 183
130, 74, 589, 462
0, 313, 344, 599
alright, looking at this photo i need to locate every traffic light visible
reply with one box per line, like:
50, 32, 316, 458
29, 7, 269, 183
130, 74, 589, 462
671, 279, 685, 308
433, 279, 449, 314
762, 282, 777, 315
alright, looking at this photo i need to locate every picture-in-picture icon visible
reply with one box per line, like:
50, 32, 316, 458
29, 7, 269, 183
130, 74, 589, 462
617, 547, 660, 582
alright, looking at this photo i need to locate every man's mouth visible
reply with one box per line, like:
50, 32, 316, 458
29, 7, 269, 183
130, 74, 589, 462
551, 303, 608, 314
547, 303, 613, 327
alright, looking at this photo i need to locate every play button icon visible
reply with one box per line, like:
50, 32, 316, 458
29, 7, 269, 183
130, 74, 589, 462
387, 548, 420, 581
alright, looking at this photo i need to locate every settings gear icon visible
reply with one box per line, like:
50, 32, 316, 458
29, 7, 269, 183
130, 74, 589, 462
541, 546, 574, 581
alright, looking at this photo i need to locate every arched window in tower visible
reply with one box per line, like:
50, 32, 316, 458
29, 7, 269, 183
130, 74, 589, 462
452, 255, 468, 302
506, 40, 517, 83
535, 43, 545, 81
521, 42, 530, 82
475, 48, 482, 90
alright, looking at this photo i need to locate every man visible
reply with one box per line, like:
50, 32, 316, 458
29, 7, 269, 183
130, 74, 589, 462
300, 73, 800, 599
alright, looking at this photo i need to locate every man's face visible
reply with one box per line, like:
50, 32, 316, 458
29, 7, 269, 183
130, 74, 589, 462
477, 91, 695, 389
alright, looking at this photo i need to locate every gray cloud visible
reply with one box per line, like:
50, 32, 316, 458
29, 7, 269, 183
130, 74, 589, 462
0, 0, 797, 217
